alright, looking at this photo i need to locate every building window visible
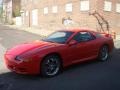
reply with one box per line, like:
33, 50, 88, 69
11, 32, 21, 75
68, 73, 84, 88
80, 0, 90, 11
65, 3, 72, 12
104, 1, 112, 11
116, 3, 120, 13
52, 6, 58, 13
44, 7, 48, 14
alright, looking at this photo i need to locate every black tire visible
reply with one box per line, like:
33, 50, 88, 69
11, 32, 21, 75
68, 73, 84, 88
98, 45, 109, 61
41, 55, 62, 77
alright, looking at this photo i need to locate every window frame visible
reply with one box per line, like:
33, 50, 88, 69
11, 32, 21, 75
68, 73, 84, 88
72, 31, 95, 43
104, 1, 112, 12
65, 3, 73, 12
80, 0, 90, 11
52, 6, 58, 13
44, 7, 49, 15
116, 3, 120, 13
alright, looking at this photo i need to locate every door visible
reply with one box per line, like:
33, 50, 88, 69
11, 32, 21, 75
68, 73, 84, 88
32, 9, 38, 26
70, 31, 98, 63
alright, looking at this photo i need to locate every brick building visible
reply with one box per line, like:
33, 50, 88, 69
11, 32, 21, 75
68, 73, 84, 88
3, 0, 21, 23
21, 0, 120, 33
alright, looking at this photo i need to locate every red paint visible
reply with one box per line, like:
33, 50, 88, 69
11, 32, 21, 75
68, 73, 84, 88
4, 29, 114, 75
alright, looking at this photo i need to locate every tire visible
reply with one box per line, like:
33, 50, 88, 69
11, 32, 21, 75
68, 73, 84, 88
41, 55, 62, 77
98, 45, 109, 61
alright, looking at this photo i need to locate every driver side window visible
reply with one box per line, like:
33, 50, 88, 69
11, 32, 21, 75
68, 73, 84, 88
73, 32, 94, 42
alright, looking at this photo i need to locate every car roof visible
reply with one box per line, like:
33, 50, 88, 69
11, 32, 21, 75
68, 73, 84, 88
60, 28, 97, 33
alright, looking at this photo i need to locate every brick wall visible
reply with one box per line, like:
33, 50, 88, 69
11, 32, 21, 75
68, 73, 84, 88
21, 0, 120, 33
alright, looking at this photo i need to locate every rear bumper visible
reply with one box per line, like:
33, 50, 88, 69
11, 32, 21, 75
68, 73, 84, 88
4, 55, 40, 75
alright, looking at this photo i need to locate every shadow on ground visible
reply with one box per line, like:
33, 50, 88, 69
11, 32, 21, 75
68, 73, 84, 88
0, 24, 120, 90
0, 47, 120, 90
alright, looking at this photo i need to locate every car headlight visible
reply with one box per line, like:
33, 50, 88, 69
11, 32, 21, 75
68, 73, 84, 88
15, 56, 32, 62
15, 56, 23, 61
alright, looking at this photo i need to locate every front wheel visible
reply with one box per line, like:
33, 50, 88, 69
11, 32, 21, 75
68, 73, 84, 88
41, 55, 62, 77
98, 45, 109, 61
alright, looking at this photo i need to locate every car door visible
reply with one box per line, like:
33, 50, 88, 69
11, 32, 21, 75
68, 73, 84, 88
71, 31, 98, 62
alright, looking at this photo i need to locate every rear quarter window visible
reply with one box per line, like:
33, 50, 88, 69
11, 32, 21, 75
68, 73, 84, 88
95, 33, 102, 38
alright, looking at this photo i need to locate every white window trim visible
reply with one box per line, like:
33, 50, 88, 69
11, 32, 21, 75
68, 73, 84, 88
116, 3, 120, 13
44, 7, 48, 15
65, 3, 72, 12
80, 0, 90, 11
52, 6, 58, 13
104, 1, 112, 12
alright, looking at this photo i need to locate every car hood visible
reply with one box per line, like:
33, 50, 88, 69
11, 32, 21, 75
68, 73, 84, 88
5, 40, 57, 56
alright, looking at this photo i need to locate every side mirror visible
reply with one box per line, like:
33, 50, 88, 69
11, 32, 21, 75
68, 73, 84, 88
68, 40, 78, 46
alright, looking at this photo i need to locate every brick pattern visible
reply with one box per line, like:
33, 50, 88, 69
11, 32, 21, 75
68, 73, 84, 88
21, 0, 120, 33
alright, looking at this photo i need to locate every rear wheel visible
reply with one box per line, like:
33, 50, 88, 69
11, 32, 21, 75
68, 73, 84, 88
41, 55, 62, 77
98, 45, 109, 61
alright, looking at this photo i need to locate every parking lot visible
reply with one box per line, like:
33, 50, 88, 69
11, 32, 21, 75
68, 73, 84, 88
0, 24, 120, 90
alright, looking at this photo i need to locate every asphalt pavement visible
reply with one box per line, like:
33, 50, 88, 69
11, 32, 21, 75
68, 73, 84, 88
0, 24, 120, 90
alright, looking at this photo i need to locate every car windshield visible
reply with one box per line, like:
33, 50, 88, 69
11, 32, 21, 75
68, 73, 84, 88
43, 31, 74, 44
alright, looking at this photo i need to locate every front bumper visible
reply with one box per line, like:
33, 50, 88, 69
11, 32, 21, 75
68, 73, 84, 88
4, 54, 40, 75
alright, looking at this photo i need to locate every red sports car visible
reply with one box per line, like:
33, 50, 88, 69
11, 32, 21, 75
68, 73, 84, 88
4, 29, 114, 77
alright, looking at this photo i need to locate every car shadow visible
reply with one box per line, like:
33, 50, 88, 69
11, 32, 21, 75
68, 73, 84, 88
0, 47, 120, 90
1, 45, 120, 77
0, 50, 115, 79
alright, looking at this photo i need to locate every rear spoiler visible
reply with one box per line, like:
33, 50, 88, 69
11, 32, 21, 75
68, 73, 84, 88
100, 32, 116, 39
100, 33, 112, 38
